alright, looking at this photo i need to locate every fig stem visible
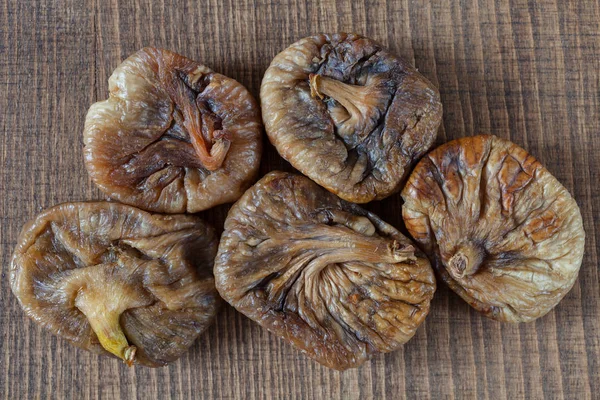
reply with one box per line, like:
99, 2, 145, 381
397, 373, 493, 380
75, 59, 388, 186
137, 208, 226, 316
182, 105, 231, 171
162, 67, 230, 171
308, 73, 391, 143
448, 243, 484, 279
308, 73, 367, 118
265, 226, 416, 307
284, 228, 416, 266
75, 289, 136, 366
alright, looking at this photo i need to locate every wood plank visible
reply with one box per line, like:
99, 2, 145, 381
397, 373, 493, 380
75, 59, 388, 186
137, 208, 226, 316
1, 0, 598, 398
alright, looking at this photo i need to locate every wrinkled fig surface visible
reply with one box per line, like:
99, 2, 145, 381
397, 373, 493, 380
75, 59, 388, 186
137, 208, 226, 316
215, 172, 436, 370
260, 33, 442, 203
402, 135, 585, 322
10, 202, 220, 367
84, 47, 262, 213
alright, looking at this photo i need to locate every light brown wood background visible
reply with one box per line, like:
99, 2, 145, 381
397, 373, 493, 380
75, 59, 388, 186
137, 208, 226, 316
1, 0, 599, 399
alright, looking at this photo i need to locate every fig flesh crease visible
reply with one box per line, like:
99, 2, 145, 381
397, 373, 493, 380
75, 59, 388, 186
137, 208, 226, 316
261, 33, 443, 203
402, 135, 585, 322
215, 172, 436, 370
10, 202, 221, 367
84, 47, 262, 213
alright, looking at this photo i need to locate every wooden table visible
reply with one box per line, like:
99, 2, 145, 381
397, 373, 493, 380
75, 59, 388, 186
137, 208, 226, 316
1, 0, 599, 398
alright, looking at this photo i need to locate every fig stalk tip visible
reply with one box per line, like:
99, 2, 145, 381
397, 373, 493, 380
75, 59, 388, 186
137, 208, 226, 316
448, 242, 484, 279
309, 73, 324, 99
124, 346, 137, 367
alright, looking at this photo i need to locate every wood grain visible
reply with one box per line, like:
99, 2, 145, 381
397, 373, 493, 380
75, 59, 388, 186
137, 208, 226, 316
1, 0, 599, 398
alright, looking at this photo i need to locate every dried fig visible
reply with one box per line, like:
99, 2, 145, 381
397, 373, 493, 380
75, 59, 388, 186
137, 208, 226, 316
402, 135, 585, 322
84, 47, 262, 213
260, 33, 442, 203
10, 202, 221, 367
214, 172, 436, 370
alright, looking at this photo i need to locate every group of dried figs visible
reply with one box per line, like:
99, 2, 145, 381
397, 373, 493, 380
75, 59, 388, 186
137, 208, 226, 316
11, 48, 262, 367
10, 33, 585, 371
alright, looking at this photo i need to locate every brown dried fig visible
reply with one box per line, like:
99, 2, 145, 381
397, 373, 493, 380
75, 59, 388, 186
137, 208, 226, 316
84, 48, 262, 213
402, 135, 585, 322
10, 202, 221, 367
260, 33, 442, 203
214, 171, 436, 370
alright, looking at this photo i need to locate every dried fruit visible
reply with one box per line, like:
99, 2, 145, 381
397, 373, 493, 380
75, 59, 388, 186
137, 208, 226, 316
260, 33, 442, 203
84, 47, 262, 213
10, 202, 220, 367
402, 135, 585, 322
214, 171, 436, 370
